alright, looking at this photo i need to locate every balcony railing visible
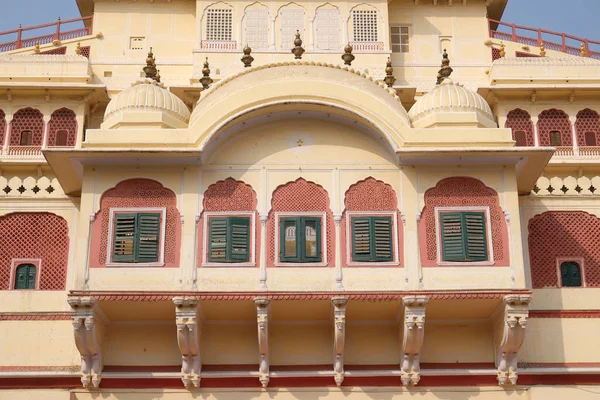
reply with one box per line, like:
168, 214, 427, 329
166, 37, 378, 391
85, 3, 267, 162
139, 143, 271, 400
348, 41, 384, 51
5, 146, 43, 157
200, 40, 237, 50
0, 16, 93, 53
488, 19, 600, 60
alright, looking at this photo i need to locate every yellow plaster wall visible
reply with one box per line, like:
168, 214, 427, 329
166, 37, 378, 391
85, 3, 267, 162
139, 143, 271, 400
0, 321, 79, 366
202, 323, 258, 364
270, 324, 331, 365
421, 322, 494, 363
103, 323, 180, 366
345, 323, 400, 364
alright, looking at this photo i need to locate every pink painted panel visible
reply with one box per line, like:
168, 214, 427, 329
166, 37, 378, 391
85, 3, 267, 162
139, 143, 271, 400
9, 108, 44, 146
537, 109, 572, 146
47, 108, 77, 147
505, 109, 535, 147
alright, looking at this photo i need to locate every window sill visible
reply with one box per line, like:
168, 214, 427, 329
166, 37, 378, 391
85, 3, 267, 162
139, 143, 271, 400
201, 262, 256, 268
433, 261, 495, 267
105, 262, 165, 268
346, 261, 400, 267
275, 262, 327, 267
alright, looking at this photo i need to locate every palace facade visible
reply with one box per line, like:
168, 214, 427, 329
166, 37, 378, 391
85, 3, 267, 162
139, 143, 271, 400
1, 0, 600, 398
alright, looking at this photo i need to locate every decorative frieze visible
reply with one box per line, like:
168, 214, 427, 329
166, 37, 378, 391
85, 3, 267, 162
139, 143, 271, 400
400, 296, 428, 386
174, 297, 202, 389
533, 175, 600, 195
495, 295, 530, 386
0, 174, 65, 198
68, 297, 103, 389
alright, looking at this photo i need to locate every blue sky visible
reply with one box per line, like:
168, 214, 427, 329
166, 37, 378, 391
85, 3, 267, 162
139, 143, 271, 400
0, 0, 598, 43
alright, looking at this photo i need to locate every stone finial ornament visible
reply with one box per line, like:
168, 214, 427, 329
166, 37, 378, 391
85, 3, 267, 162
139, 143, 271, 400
241, 44, 254, 68
499, 42, 506, 58
580, 42, 586, 57
34, 42, 40, 54
539, 42, 546, 57
143, 47, 158, 80
383, 57, 396, 87
436, 49, 453, 85
341, 44, 355, 66
200, 57, 213, 89
156, 69, 161, 83
75, 42, 82, 55
291, 30, 305, 59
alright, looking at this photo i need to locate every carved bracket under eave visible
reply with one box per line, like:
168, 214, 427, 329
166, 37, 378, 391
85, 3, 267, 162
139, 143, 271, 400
255, 297, 271, 388
174, 297, 202, 389
68, 297, 104, 389
332, 296, 348, 387
400, 296, 428, 386
495, 294, 531, 386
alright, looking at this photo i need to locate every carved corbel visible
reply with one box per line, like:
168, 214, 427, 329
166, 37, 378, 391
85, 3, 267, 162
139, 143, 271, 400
495, 295, 531, 386
174, 297, 202, 389
400, 296, 428, 386
68, 297, 104, 389
255, 297, 271, 388
332, 297, 348, 386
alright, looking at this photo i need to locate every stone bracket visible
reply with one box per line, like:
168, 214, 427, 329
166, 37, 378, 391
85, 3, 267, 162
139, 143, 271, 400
400, 296, 428, 386
255, 297, 271, 388
332, 296, 348, 386
174, 297, 202, 389
68, 297, 103, 389
495, 294, 531, 386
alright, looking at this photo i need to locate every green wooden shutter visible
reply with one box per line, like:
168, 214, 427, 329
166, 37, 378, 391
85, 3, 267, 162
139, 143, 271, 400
302, 217, 322, 262
14, 264, 36, 289
230, 217, 251, 262
441, 213, 466, 261
561, 262, 582, 287
373, 217, 393, 261
209, 218, 228, 261
352, 217, 372, 261
136, 213, 161, 262
113, 213, 137, 262
464, 212, 487, 261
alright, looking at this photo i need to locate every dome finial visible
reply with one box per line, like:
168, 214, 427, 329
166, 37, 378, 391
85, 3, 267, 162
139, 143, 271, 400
143, 47, 158, 81
200, 57, 213, 89
341, 43, 355, 66
539, 42, 546, 57
383, 57, 396, 87
436, 49, 453, 85
241, 44, 254, 68
291, 30, 305, 59
499, 42, 506, 58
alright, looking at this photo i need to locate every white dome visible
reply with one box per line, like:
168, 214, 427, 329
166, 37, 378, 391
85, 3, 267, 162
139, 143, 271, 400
102, 78, 190, 129
408, 79, 495, 128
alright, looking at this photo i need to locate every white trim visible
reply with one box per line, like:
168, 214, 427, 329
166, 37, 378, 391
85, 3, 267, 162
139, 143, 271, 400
434, 206, 494, 266
202, 211, 256, 267
274, 211, 327, 267
9, 259, 42, 290
345, 211, 399, 266
106, 207, 167, 267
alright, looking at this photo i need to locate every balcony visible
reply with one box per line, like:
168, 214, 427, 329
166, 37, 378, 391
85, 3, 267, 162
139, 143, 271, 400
200, 40, 237, 51
2, 146, 43, 159
348, 41, 384, 51
552, 146, 600, 159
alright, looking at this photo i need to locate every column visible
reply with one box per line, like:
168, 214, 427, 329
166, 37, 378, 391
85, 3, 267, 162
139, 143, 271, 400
570, 115, 579, 156
174, 297, 202, 389
259, 213, 268, 290
41, 115, 50, 149
2, 114, 11, 155
531, 116, 539, 147
309, 18, 315, 50
400, 296, 428, 386
332, 296, 348, 386
69, 297, 104, 389
333, 213, 343, 290
270, 18, 276, 50
255, 297, 271, 387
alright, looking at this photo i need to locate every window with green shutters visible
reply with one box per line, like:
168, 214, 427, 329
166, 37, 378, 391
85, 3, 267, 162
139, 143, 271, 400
560, 261, 582, 287
14, 263, 36, 289
112, 212, 161, 263
209, 217, 251, 263
279, 216, 322, 263
351, 216, 393, 262
440, 211, 488, 262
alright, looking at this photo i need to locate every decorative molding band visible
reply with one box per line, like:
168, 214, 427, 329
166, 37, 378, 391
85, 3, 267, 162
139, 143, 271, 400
0, 312, 71, 321
529, 310, 600, 318
0, 175, 66, 198
68, 290, 531, 302
532, 176, 600, 196
91, 59, 193, 66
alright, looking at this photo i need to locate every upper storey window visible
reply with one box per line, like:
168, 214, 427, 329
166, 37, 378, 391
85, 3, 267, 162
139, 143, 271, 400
14, 263, 36, 290
390, 25, 409, 53
209, 217, 251, 263
280, 216, 322, 263
315, 9, 341, 50
560, 261, 582, 287
244, 8, 269, 50
280, 9, 304, 49
207, 9, 233, 41
109, 210, 165, 265
351, 216, 393, 262
352, 10, 378, 42
440, 211, 488, 262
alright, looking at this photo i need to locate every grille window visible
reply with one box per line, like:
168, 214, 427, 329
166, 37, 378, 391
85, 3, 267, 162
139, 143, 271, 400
207, 9, 233, 41
352, 10, 378, 42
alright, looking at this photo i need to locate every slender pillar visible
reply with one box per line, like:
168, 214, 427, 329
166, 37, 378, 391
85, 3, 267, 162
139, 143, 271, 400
2, 114, 11, 154
41, 115, 50, 149
270, 18, 276, 50
259, 213, 268, 290
333, 213, 343, 290
570, 115, 579, 155
255, 297, 271, 387
332, 296, 348, 386
532, 117, 539, 147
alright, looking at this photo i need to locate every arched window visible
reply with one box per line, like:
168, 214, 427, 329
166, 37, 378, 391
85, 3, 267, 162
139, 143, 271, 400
575, 109, 600, 147
315, 8, 341, 50
55, 130, 68, 146
560, 261, 582, 287
537, 109, 572, 147
20, 130, 33, 146
14, 263, 36, 289
244, 8, 269, 50
279, 7, 305, 49
505, 109, 534, 147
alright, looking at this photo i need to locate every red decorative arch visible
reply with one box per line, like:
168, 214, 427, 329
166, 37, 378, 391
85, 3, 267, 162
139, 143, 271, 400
9, 108, 44, 146
575, 109, 600, 147
0, 109, 6, 146
268, 178, 333, 267
537, 109, 572, 147
0, 212, 69, 290
91, 179, 181, 268
505, 109, 534, 147
342, 177, 403, 267
418, 177, 509, 267
47, 108, 77, 147
528, 211, 600, 288
199, 178, 259, 267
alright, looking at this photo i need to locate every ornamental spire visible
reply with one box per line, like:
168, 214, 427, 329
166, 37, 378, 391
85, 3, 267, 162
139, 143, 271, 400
341, 44, 355, 66
436, 49, 453, 85
200, 57, 213, 89
291, 30, 305, 59
241, 44, 254, 68
143, 47, 158, 81
383, 57, 396, 87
